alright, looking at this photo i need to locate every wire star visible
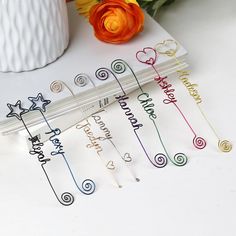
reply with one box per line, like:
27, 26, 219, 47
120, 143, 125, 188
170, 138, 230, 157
28, 93, 51, 113
6, 100, 29, 121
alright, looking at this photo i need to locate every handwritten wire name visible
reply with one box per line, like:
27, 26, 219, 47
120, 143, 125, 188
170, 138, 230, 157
76, 119, 122, 188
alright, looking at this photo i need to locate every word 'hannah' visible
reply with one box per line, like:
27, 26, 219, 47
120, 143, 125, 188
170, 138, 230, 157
115, 94, 143, 131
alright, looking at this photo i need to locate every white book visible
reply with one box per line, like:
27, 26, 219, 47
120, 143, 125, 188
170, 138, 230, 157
0, 2, 188, 135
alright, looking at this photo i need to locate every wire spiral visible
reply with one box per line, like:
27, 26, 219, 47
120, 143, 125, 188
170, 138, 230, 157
172, 153, 188, 166
50, 80, 63, 93
95, 68, 110, 81
154, 153, 168, 168
218, 140, 232, 153
74, 73, 89, 87
81, 179, 96, 195
111, 60, 126, 74
193, 136, 207, 149
60, 192, 74, 206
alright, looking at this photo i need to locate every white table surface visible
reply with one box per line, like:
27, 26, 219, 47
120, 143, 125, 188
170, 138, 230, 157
0, 0, 236, 235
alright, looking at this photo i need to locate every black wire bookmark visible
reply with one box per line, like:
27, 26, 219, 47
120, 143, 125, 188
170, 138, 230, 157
27, 93, 96, 195
74, 73, 140, 181
111, 59, 188, 167
95, 67, 168, 168
6, 100, 74, 206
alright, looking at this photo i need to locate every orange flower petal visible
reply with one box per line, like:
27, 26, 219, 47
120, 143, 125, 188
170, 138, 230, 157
89, 0, 145, 44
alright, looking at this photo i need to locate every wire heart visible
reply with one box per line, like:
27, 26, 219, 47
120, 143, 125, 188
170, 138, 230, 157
106, 160, 115, 170
155, 39, 179, 57
136, 47, 158, 66
122, 153, 132, 162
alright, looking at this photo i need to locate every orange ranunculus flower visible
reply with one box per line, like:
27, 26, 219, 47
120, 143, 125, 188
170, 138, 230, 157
89, 0, 145, 44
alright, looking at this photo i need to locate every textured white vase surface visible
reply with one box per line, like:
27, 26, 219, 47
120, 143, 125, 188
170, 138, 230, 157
0, 0, 69, 72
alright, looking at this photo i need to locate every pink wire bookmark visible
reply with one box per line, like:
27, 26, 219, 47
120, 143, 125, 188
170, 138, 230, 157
136, 47, 206, 150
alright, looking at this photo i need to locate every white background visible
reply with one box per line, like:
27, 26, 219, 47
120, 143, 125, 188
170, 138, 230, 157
0, 0, 236, 235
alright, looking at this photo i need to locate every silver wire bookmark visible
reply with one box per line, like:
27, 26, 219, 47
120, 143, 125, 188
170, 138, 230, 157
74, 73, 140, 181
50, 80, 122, 188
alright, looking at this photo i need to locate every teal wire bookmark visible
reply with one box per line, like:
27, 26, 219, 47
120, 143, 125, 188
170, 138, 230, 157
6, 100, 74, 206
28, 93, 96, 195
136, 47, 207, 150
74, 73, 140, 181
111, 59, 188, 166
95, 67, 168, 168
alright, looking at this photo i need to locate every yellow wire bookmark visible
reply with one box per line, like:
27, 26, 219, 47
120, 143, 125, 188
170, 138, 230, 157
155, 39, 232, 153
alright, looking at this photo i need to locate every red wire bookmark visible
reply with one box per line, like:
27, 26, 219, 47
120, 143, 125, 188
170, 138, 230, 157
136, 47, 206, 149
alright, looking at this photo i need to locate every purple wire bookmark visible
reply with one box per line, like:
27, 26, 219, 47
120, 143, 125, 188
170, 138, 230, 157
28, 93, 96, 195
136, 47, 207, 150
95, 67, 168, 168
111, 59, 188, 166
6, 100, 74, 206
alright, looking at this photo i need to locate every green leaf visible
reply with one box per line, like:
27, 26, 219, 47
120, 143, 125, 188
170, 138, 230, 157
137, 0, 175, 17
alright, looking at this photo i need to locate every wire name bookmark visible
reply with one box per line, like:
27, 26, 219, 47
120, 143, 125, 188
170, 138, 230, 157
74, 73, 140, 182
76, 119, 122, 188
28, 92, 96, 195
136, 47, 207, 150
6, 100, 74, 206
95, 67, 168, 168
50, 80, 122, 188
155, 39, 232, 153
111, 59, 188, 167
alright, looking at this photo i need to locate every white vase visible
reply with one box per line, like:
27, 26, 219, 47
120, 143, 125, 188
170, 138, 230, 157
0, 0, 69, 72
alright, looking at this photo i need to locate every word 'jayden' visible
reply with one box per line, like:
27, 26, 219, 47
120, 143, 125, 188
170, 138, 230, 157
76, 120, 105, 155
154, 76, 177, 104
